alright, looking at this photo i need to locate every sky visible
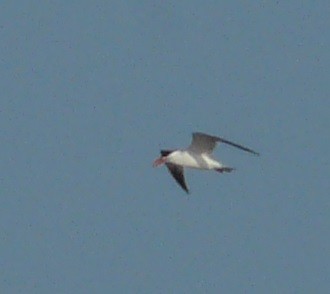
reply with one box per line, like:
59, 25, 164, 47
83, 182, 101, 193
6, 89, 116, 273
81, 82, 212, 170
1, 1, 329, 293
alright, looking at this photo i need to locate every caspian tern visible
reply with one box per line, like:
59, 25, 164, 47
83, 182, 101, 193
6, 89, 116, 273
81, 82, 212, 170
153, 132, 259, 193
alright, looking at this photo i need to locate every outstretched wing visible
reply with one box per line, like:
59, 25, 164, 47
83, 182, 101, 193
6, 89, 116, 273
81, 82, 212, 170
189, 132, 259, 156
165, 163, 189, 193
188, 132, 219, 154
216, 136, 260, 155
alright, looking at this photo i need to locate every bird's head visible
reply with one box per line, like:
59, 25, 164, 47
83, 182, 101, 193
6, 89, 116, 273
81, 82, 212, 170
152, 150, 175, 167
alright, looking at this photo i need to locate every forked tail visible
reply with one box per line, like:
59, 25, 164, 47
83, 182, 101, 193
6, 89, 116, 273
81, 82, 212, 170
215, 167, 235, 173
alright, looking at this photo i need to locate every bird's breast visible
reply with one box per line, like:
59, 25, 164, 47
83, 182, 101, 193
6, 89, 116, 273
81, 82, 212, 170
168, 151, 221, 170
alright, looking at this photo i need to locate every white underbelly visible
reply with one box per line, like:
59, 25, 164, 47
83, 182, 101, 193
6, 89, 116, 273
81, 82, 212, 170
170, 152, 223, 170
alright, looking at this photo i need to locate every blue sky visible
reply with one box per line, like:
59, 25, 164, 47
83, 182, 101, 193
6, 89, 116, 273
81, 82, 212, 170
1, 1, 329, 293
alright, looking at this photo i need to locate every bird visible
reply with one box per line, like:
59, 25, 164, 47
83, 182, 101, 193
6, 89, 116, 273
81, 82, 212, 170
153, 132, 259, 193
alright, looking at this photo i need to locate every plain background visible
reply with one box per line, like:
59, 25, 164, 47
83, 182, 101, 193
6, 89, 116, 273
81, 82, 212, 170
1, 1, 329, 293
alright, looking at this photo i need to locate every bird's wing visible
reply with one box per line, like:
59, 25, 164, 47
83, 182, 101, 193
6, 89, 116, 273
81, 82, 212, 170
215, 136, 260, 155
165, 163, 189, 193
188, 132, 218, 154
189, 132, 259, 156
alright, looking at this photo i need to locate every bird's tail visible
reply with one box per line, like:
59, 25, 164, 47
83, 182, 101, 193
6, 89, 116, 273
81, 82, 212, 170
215, 167, 235, 173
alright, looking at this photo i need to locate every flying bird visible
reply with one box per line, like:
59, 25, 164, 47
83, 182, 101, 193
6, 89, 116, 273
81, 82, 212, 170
153, 132, 259, 193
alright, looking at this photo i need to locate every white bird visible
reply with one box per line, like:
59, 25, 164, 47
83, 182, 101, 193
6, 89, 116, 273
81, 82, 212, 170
153, 132, 259, 193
